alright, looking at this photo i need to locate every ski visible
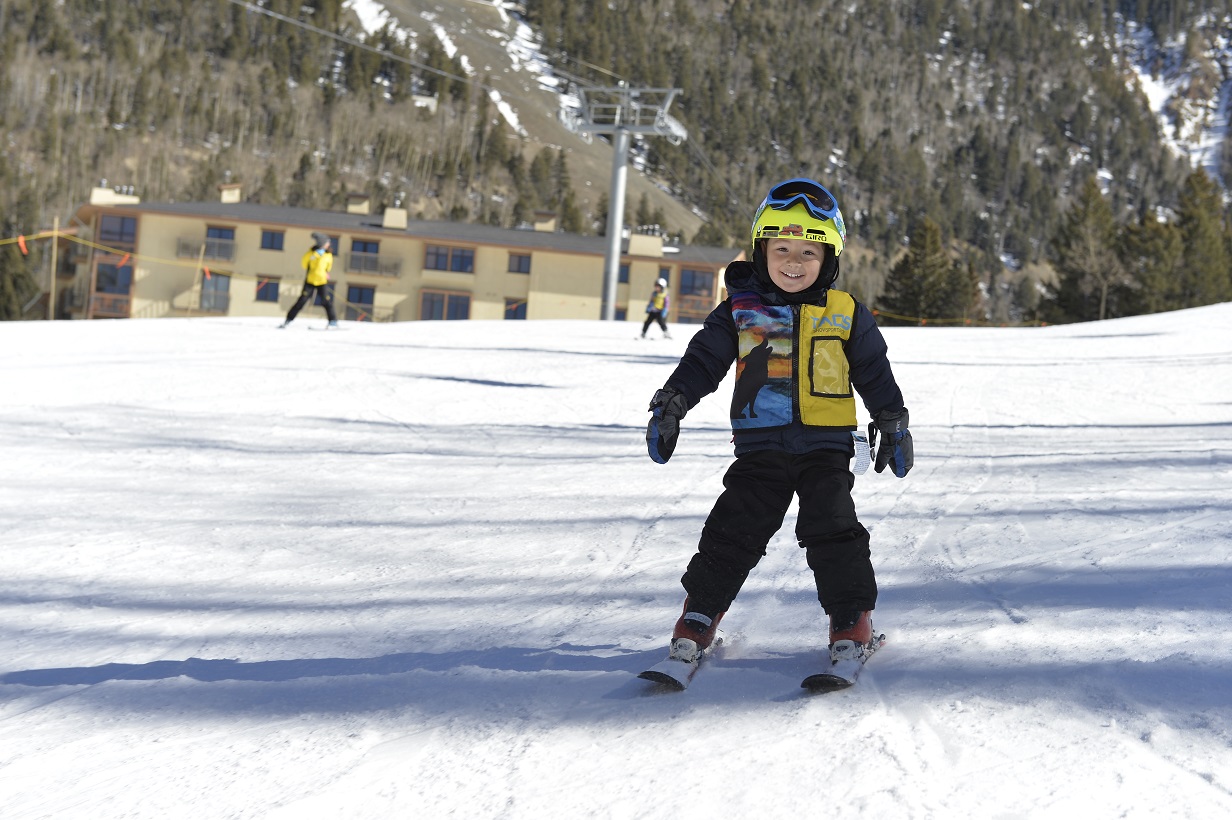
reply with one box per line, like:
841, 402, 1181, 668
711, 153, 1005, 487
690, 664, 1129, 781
638, 635, 724, 691
801, 632, 886, 692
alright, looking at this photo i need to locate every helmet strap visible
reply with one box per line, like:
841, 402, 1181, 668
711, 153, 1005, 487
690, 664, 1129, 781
820, 251, 840, 289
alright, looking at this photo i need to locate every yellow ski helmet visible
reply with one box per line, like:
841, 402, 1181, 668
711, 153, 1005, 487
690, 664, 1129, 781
750, 177, 846, 260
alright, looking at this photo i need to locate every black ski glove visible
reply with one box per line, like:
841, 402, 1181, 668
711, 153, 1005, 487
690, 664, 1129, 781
869, 407, 913, 478
646, 387, 689, 464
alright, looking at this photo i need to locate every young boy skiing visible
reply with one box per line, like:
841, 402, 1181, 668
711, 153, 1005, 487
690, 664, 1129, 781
641, 278, 671, 339
643, 178, 913, 686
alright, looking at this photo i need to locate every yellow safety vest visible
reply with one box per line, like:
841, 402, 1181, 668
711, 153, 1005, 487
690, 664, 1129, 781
730, 289, 857, 430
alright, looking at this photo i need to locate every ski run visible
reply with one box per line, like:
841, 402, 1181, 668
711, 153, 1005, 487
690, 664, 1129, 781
3, 306, 1232, 818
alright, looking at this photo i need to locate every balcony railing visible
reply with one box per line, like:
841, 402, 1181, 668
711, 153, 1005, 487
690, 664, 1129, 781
675, 293, 715, 320
346, 251, 402, 277
91, 292, 132, 318
199, 291, 231, 313
177, 237, 236, 262
344, 303, 394, 322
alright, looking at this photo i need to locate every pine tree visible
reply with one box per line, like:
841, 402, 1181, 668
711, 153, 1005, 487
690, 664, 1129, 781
1118, 212, 1183, 315
879, 217, 951, 324
256, 164, 282, 205
1175, 169, 1231, 308
943, 258, 982, 323
0, 187, 40, 320
1045, 175, 1125, 322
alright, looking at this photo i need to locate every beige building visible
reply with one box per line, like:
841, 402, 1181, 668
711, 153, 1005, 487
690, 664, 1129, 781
61, 187, 735, 325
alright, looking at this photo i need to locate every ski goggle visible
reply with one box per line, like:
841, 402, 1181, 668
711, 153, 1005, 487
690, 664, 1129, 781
752, 177, 846, 255
765, 178, 840, 222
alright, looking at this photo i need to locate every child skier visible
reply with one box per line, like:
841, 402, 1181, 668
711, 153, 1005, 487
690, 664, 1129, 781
643, 177, 912, 683
641, 278, 671, 339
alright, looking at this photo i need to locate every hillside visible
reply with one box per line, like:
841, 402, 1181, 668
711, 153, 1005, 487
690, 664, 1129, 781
2, 308, 1232, 816
4, 0, 1232, 320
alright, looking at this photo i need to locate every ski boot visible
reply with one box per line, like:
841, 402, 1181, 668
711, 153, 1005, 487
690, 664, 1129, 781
668, 599, 724, 663
828, 610, 875, 664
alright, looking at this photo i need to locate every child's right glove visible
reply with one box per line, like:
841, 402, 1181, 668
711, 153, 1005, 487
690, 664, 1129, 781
869, 407, 913, 478
646, 387, 689, 464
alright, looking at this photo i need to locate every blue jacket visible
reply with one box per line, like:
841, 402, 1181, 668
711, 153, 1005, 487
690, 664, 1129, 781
664, 261, 905, 456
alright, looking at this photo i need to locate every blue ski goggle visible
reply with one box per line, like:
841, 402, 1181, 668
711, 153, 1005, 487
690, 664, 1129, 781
765, 178, 841, 221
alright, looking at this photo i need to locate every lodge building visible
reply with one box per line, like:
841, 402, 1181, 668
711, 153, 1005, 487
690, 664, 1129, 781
60, 185, 735, 324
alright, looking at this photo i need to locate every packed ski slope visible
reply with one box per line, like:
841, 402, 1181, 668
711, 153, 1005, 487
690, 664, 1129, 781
2, 307, 1231, 818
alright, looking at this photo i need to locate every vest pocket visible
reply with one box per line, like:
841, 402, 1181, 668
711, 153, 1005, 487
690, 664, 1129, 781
807, 336, 851, 398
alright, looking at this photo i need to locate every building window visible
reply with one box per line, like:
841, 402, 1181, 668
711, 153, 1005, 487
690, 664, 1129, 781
96, 261, 133, 293
260, 230, 284, 251
99, 215, 137, 248
201, 272, 231, 312
504, 298, 527, 320
255, 277, 280, 302
424, 245, 475, 273
349, 239, 381, 273
619, 263, 629, 284
659, 266, 672, 284
680, 268, 714, 297
508, 253, 531, 274
425, 245, 449, 270
675, 268, 717, 325
449, 248, 474, 272
420, 290, 470, 320
615, 307, 627, 321
347, 284, 376, 321
204, 226, 236, 261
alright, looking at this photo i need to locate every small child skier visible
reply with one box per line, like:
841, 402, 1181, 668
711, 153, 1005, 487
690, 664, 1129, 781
644, 177, 913, 675
641, 279, 671, 339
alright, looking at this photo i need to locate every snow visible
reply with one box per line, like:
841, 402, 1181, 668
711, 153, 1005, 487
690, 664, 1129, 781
344, 0, 391, 34
1124, 18, 1232, 189
3, 306, 1232, 818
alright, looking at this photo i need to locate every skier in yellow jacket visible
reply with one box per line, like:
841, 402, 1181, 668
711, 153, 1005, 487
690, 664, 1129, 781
641, 278, 671, 339
281, 232, 338, 328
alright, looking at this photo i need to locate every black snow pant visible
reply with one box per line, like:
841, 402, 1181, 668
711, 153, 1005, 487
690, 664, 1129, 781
642, 310, 668, 335
680, 448, 876, 619
286, 281, 337, 324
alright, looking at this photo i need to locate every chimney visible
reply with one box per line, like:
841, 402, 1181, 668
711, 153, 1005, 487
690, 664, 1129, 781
218, 183, 242, 204
627, 229, 664, 258
89, 186, 141, 206
382, 207, 408, 230
346, 193, 372, 215
532, 210, 557, 232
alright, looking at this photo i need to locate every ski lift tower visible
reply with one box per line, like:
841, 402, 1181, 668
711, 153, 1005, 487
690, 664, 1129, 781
561, 85, 687, 320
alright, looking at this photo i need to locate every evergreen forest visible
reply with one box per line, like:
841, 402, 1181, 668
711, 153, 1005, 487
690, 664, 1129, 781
3, 0, 1232, 323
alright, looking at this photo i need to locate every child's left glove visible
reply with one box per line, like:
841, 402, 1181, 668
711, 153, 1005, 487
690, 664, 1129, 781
869, 407, 913, 478
646, 387, 689, 464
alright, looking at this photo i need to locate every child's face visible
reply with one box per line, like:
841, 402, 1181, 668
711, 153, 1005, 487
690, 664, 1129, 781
765, 238, 826, 292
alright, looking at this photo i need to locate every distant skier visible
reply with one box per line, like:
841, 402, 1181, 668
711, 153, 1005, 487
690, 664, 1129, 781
641, 278, 671, 339
281, 232, 338, 328
644, 177, 913, 679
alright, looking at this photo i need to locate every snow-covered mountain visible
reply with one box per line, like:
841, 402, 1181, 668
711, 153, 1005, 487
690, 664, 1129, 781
1124, 15, 1232, 190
